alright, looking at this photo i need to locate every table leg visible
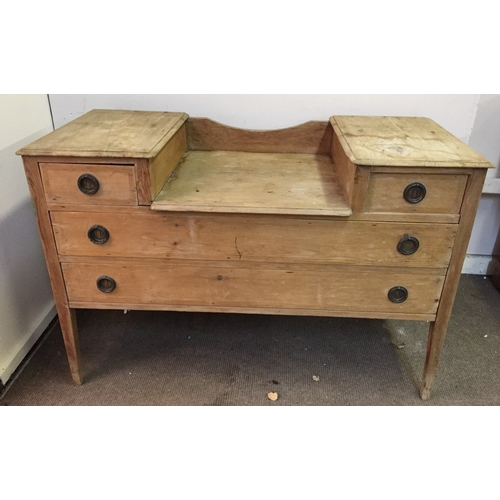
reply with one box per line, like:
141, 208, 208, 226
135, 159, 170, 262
57, 306, 82, 385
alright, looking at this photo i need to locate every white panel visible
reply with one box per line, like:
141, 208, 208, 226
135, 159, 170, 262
0, 94, 56, 385
49, 94, 480, 143
466, 95, 500, 257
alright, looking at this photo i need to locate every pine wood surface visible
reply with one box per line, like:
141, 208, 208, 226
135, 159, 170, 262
22, 157, 82, 385
186, 118, 333, 154
152, 151, 352, 216
17, 109, 188, 158
364, 173, 468, 214
61, 260, 445, 316
420, 169, 488, 400
40, 163, 137, 205
52, 211, 457, 268
331, 116, 493, 168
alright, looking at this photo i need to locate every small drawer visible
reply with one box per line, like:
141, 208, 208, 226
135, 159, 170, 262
62, 260, 445, 318
40, 163, 137, 205
364, 173, 467, 215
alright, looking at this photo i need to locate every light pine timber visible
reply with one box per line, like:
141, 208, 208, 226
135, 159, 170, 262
67, 302, 437, 322
17, 110, 189, 158
331, 128, 370, 212
331, 116, 492, 168
46, 203, 463, 224
61, 260, 446, 317
152, 151, 352, 216
40, 163, 138, 206
52, 211, 457, 268
365, 173, 468, 214
186, 118, 333, 154
134, 158, 152, 206
420, 169, 487, 400
22, 157, 82, 385
149, 125, 187, 200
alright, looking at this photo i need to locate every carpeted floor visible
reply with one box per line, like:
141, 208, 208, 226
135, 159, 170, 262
1, 274, 499, 406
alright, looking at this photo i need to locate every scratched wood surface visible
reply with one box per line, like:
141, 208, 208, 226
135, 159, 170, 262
152, 151, 352, 216
52, 211, 457, 268
17, 109, 188, 158
186, 118, 333, 154
331, 116, 493, 168
62, 260, 445, 317
40, 163, 138, 205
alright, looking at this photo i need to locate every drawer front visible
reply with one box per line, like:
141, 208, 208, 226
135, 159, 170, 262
62, 261, 445, 317
52, 212, 457, 268
364, 173, 467, 215
40, 163, 137, 205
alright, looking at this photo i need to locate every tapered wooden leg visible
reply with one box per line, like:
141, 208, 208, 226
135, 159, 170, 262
57, 306, 82, 385
22, 156, 84, 385
420, 320, 447, 400
419, 169, 487, 400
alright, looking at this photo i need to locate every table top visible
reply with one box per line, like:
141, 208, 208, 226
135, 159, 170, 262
17, 109, 188, 158
331, 116, 493, 168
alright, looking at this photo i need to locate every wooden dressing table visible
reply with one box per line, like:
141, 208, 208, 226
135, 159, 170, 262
17, 110, 493, 400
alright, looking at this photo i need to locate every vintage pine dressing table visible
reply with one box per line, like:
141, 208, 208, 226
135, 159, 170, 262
17, 110, 493, 399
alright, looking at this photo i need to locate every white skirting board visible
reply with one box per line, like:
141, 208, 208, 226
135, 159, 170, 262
0, 302, 56, 385
462, 254, 497, 275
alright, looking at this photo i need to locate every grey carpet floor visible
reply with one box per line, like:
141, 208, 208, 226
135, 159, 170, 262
1, 274, 499, 406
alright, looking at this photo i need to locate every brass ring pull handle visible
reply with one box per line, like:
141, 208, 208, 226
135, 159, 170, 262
78, 174, 100, 195
397, 235, 419, 255
388, 286, 408, 303
97, 276, 116, 293
403, 182, 426, 204
88, 225, 110, 245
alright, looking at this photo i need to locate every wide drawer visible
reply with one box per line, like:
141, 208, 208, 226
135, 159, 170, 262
52, 212, 457, 268
40, 163, 138, 205
62, 260, 445, 317
364, 173, 467, 215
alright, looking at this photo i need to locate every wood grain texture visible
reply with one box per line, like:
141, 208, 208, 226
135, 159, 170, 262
134, 158, 152, 206
17, 109, 189, 158
22, 156, 82, 385
331, 116, 494, 168
152, 151, 352, 216
40, 163, 138, 206
67, 301, 437, 322
62, 260, 446, 316
420, 169, 487, 400
52, 211, 457, 268
332, 129, 370, 212
365, 173, 467, 215
45, 202, 462, 223
149, 125, 187, 199
187, 118, 333, 154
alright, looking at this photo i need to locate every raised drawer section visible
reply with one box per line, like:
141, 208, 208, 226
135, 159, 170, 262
364, 173, 467, 215
52, 212, 457, 268
40, 163, 137, 205
62, 260, 445, 317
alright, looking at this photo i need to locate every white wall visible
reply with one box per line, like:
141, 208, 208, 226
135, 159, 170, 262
463, 95, 500, 273
48, 94, 500, 273
50, 94, 480, 142
0, 94, 56, 385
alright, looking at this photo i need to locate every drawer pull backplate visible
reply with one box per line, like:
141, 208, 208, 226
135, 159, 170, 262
88, 225, 110, 245
78, 174, 100, 195
97, 276, 116, 293
403, 182, 426, 204
397, 235, 420, 255
388, 286, 408, 303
